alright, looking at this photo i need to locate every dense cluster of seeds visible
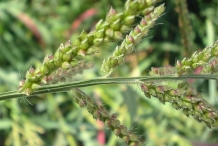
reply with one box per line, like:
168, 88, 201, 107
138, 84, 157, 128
101, 5, 165, 75
73, 89, 144, 146
18, 0, 162, 95
138, 41, 218, 129
176, 41, 218, 75
140, 81, 218, 128
200, 57, 218, 74
147, 41, 218, 77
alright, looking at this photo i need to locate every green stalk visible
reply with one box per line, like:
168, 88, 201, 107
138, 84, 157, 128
1, 74, 217, 101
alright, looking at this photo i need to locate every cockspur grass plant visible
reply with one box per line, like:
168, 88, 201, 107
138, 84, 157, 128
0, 0, 218, 145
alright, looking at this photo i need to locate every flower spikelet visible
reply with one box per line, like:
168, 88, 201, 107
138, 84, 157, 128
101, 4, 165, 75
18, 0, 163, 95
73, 89, 144, 146
140, 81, 218, 128
176, 40, 218, 75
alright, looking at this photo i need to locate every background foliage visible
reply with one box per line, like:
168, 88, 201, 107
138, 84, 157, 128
0, 0, 218, 145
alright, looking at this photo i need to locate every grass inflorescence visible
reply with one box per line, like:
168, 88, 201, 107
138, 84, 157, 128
18, 0, 162, 96
0, 0, 218, 145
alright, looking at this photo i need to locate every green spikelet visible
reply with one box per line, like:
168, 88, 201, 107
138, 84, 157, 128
176, 41, 218, 75
101, 4, 165, 76
140, 81, 218, 128
73, 89, 144, 145
18, 0, 162, 95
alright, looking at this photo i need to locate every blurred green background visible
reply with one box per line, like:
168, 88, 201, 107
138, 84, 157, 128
0, 0, 218, 145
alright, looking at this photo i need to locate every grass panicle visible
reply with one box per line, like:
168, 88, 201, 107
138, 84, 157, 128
176, 40, 218, 75
101, 4, 165, 75
73, 88, 144, 146
18, 0, 161, 96
140, 81, 218, 128
0, 0, 218, 145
